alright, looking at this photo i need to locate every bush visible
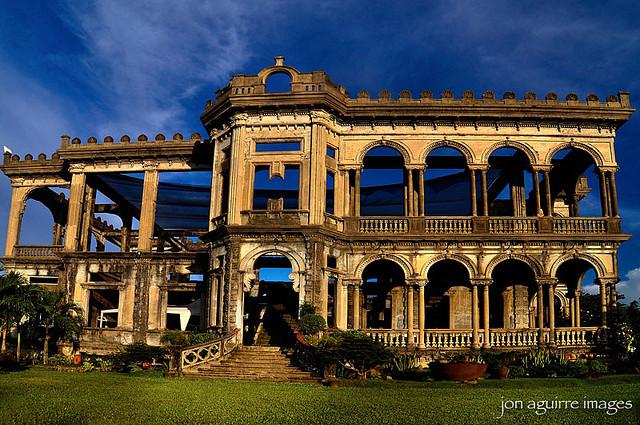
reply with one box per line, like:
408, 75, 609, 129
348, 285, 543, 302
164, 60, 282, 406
298, 314, 326, 336
109, 342, 168, 373
517, 348, 568, 377
184, 333, 216, 346
317, 330, 393, 379
160, 330, 187, 346
300, 302, 317, 317
46, 354, 71, 366
386, 350, 420, 378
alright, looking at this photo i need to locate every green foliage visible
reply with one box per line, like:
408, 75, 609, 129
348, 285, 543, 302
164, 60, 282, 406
448, 349, 485, 364
160, 330, 187, 346
385, 349, 424, 380
298, 314, 326, 336
161, 330, 220, 347
299, 302, 317, 317
46, 354, 71, 366
316, 330, 393, 378
109, 342, 168, 372
184, 333, 216, 346
517, 348, 568, 377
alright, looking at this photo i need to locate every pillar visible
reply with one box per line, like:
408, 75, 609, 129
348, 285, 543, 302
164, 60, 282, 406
418, 169, 425, 216
610, 282, 618, 308
537, 283, 545, 344
337, 280, 348, 329
4, 186, 29, 257
482, 283, 490, 348
599, 279, 608, 326
79, 185, 96, 251
609, 171, 619, 217
407, 168, 414, 216
418, 283, 425, 348
138, 169, 159, 252
575, 290, 581, 328
543, 170, 553, 216
64, 172, 87, 251
472, 283, 479, 348
352, 283, 360, 330
120, 215, 132, 252
469, 168, 478, 216
598, 169, 610, 217
406, 283, 414, 347
480, 168, 489, 216
354, 169, 361, 216
532, 169, 542, 216
548, 283, 556, 345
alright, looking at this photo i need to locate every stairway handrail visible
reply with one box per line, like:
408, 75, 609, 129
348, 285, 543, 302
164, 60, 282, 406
178, 328, 241, 372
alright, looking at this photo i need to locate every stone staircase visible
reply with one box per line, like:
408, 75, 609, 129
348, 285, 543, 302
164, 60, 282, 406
182, 346, 318, 383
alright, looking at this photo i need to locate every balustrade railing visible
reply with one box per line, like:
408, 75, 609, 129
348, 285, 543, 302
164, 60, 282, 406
13, 245, 63, 258
425, 218, 472, 234
359, 217, 409, 233
179, 328, 240, 371
362, 327, 599, 349
553, 218, 607, 234
488, 217, 538, 234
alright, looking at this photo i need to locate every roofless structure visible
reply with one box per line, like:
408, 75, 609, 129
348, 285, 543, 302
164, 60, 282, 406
2, 57, 634, 361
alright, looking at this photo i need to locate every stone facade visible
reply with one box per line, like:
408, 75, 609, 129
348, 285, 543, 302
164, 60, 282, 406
1, 57, 634, 353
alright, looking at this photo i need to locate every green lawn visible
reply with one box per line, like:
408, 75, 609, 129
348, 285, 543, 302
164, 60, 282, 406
0, 369, 639, 424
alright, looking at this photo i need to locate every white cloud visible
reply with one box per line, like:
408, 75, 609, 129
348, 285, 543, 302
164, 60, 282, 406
617, 267, 640, 303
56, 0, 261, 134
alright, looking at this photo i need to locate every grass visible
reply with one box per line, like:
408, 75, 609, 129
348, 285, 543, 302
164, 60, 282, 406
0, 368, 639, 424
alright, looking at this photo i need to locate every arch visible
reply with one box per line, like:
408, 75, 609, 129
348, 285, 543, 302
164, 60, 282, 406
25, 186, 68, 223
420, 254, 477, 280
484, 254, 543, 278
544, 142, 605, 167
354, 254, 414, 280
481, 140, 538, 165
257, 65, 301, 85
421, 140, 475, 165
264, 72, 293, 93
549, 253, 606, 279
239, 245, 305, 275
356, 139, 412, 164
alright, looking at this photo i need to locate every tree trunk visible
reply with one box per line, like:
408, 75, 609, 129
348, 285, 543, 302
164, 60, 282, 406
1, 323, 6, 353
16, 330, 21, 362
43, 331, 50, 365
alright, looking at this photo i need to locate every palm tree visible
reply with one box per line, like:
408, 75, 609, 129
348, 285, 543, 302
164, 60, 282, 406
0, 271, 43, 360
31, 291, 83, 364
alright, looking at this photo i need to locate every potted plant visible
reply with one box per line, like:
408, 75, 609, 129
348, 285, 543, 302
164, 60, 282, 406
441, 350, 487, 382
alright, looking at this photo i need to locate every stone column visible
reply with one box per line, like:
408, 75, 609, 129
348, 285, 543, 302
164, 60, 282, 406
79, 185, 96, 251
120, 215, 132, 253
598, 169, 610, 217
482, 282, 490, 348
418, 169, 425, 216
598, 278, 608, 327
418, 281, 426, 348
575, 289, 581, 328
480, 168, 489, 216
406, 282, 414, 347
471, 282, 480, 348
609, 170, 619, 217
337, 279, 348, 329
354, 168, 361, 216
547, 281, 556, 346
537, 282, 545, 344
469, 168, 478, 216
4, 186, 29, 257
352, 282, 361, 330
532, 169, 542, 216
64, 170, 87, 251
543, 169, 553, 216
138, 168, 159, 252
407, 168, 414, 216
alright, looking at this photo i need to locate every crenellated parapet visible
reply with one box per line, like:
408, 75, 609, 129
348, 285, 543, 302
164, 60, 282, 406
1, 151, 64, 177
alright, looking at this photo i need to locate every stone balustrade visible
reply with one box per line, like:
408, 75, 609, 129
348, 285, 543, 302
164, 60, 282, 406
13, 245, 63, 258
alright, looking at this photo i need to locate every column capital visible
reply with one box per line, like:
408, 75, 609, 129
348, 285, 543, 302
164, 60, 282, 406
536, 277, 558, 286
407, 278, 427, 287
338, 164, 363, 171
470, 278, 492, 286
467, 164, 489, 171
596, 277, 619, 286
531, 164, 552, 173
342, 278, 361, 287
68, 162, 86, 173
405, 164, 424, 171
597, 165, 619, 174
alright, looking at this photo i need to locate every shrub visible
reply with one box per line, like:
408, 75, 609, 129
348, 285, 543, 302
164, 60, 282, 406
46, 354, 71, 366
386, 350, 420, 376
317, 330, 393, 379
517, 348, 567, 377
300, 302, 317, 317
184, 333, 216, 346
109, 342, 168, 373
160, 330, 187, 346
298, 314, 326, 336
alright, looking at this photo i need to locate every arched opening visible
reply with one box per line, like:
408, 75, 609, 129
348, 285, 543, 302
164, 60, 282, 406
554, 258, 600, 327
19, 187, 68, 246
360, 146, 406, 216
490, 259, 537, 328
550, 148, 603, 217
487, 147, 535, 216
265, 72, 292, 93
426, 260, 472, 329
424, 147, 472, 216
243, 254, 299, 346
361, 260, 406, 329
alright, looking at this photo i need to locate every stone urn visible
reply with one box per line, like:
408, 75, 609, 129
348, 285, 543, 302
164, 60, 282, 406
497, 366, 510, 380
441, 362, 488, 382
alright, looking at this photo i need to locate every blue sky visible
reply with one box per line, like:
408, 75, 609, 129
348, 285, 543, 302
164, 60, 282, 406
1, 0, 640, 299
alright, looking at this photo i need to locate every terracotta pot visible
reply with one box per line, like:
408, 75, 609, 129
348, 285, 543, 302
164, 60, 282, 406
442, 362, 488, 382
497, 366, 510, 380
